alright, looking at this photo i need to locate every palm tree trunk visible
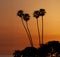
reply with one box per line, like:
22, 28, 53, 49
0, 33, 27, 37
42, 16, 43, 44
21, 18, 32, 47
36, 19, 41, 46
26, 22, 33, 47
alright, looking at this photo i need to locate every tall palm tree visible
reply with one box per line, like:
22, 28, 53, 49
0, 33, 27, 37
39, 9, 46, 44
23, 13, 33, 47
17, 10, 33, 47
33, 10, 41, 46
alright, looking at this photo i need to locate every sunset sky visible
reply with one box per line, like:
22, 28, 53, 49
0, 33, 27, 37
0, 0, 60, 55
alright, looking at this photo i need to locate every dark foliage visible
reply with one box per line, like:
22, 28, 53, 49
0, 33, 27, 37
13, 41, 60, 57
17, 10, 24, 17
23, 13, 30, 22
39, 9, 46, 16
33, 10, 40, 18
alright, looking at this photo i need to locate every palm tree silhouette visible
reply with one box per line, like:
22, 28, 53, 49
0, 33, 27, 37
17, 10, 33, 47
39, 9, 46, 44
33, 10, 41, 46
23, 13, 33, 47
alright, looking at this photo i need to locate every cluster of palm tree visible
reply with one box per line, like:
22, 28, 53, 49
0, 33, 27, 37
13, 8, 60, 57
17, 9, 46, 47
17, 10, 33, 47
33, 9, 46, 45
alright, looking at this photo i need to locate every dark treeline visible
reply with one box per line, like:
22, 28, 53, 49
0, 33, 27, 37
13, 41, 60, 57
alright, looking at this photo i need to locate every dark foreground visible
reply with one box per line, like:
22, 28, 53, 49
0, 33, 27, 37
13, 41, 60, 57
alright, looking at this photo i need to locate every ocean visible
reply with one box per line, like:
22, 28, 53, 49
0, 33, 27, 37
0, 55, 13, 57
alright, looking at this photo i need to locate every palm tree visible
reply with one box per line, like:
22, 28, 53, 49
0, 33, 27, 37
17, 10, 33, 47
39, 9, 46, 44
23, 13, 33, 47
33, 10, 41, 46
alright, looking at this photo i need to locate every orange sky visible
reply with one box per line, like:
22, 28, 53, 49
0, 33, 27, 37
0, 0, 60, 55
